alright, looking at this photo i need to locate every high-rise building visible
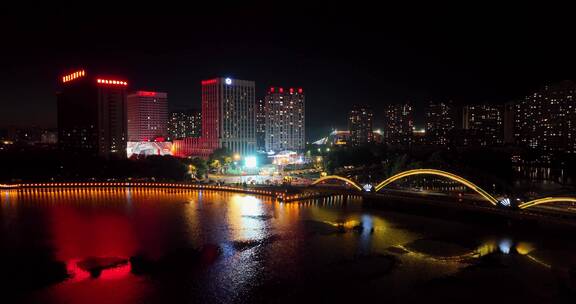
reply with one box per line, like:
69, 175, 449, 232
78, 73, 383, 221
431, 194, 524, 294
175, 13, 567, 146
348, 105, 374, 146
168, 109, 201, 139
127, 91, 168, 142
514, 81, 576, 153
263, 87, 305, 152
57, 69, 128, 159
383, 103, 414, 146
256, 98, 266, 150
461, 104, 503, 147
425, 101, 455, 146
503, 102, 516, 144
173, 77, 256, 158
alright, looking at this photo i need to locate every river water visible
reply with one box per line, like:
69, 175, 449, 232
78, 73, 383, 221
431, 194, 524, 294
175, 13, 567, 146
1, 188, 576, 303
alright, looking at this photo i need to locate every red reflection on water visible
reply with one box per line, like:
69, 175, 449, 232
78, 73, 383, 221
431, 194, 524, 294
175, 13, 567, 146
51, 207, 137, 260
66, 259, 132, 282
41, 206, 150, 304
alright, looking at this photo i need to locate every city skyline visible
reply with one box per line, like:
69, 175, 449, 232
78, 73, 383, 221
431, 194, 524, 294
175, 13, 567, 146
2, 8, 576, 141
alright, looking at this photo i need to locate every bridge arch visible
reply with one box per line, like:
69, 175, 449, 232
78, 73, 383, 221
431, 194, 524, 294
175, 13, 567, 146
518, 197, 576, 210
374, 169, 498, 205
311, 175, 363, 191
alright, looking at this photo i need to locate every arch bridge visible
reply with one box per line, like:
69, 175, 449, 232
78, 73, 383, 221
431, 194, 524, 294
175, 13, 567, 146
310, 169, 575, 210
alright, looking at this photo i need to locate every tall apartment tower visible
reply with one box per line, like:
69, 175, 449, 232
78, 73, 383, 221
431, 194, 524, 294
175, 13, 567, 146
514, 81, 576, 153
461, 104, 504, 146
425, 101, 455, 146
383, 103, 414, 146
127, 91, 168, 142
263, 87, 305, 152
173, 77, 256, 157
348, 105, 374, 146
57, 69, 128, 159
256, 98, 266, 150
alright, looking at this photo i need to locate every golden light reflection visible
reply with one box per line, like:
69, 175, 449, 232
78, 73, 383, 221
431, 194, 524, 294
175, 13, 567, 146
227, 194, 268, 241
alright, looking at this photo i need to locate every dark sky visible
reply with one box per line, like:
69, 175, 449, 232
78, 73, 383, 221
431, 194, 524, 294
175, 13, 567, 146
1, 5, 575, 141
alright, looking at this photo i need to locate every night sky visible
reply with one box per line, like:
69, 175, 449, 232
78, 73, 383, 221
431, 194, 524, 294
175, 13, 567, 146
1, 6, 574, 141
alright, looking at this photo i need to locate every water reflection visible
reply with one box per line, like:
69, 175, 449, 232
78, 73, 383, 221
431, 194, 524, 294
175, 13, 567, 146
1, 188, 576, 303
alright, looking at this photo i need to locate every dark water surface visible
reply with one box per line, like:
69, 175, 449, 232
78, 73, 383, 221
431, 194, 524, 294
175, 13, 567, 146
2, 188, 576, 303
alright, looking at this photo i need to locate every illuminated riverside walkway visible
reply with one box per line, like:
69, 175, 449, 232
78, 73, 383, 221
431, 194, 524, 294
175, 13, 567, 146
0, 182, 276, 197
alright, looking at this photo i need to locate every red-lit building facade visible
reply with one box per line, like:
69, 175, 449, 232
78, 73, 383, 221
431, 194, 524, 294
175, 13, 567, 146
173, 77, 256, 158
127, 91, 168, 142
57, 69, 128, 159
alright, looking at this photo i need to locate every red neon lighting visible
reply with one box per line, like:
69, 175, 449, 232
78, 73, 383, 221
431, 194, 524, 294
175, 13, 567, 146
97, 79, 128, 86
201, 79, 218, 85
298, 88, 303, 93
279, 87, 284, 93
289, 88, 294, 93
62, 70, 86, 83
155, 137, 165, 142
138, 91, 157, 97
270, 87, 275, 93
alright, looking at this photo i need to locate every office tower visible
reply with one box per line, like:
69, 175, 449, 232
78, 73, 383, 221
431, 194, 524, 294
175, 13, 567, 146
383, 103, 414, 146
348, 105, 374, 146
461, 104, 503, 146
425, 101, 455, 146
57, 69, 128, 159
263, 87, 305, 152
173, 77, 256, 157
514, 81, 576, 153
168, 110, 201, 139
127, 91, 168, 141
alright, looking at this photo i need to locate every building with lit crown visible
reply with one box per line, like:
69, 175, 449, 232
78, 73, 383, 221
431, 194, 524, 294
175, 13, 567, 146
348, 105, 374, 146
127, 91, 168, 142
57, 69, 128, 159
263, 87, 305, 152
173, 77, 256, 158
383, 103, 414, 146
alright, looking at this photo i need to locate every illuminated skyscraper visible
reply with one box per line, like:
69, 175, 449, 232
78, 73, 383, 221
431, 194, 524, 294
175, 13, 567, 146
348, 105, 374, 146
383, 103, 414, 146
263, 87, 305, 152
127, 91, 168, 142
173, 77, 256, 157
57, 69, 128, 159
425, 101, 455, 146
514, 81, 576, 153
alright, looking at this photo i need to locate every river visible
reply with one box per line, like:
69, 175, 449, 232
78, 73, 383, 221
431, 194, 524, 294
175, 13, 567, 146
1, 188, 576, 303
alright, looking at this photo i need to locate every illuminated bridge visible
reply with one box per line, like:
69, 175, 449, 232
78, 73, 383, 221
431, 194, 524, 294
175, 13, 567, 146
310, 168, 576, 211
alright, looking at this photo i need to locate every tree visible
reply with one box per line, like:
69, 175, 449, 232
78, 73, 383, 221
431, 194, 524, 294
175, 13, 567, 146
209, 147, 233, 174
188, 157, 208, 179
